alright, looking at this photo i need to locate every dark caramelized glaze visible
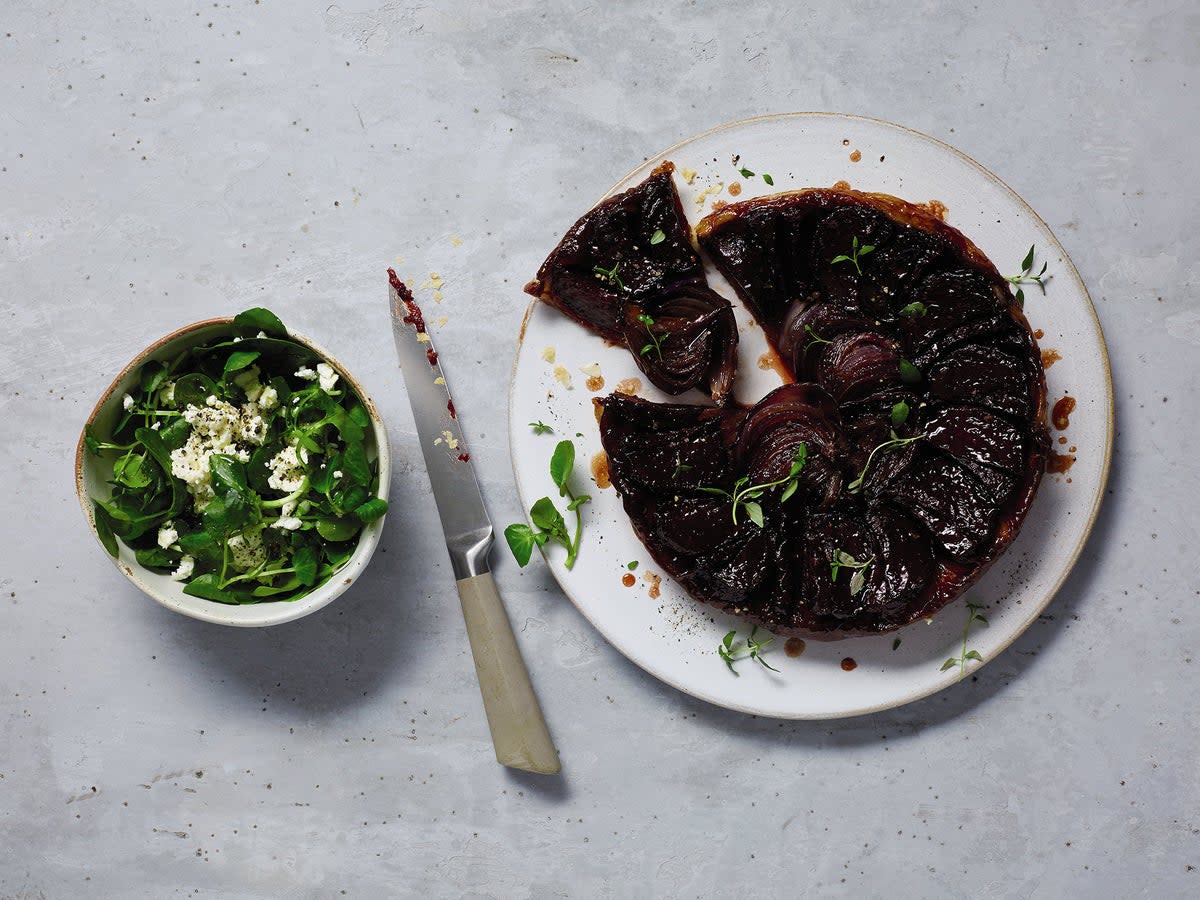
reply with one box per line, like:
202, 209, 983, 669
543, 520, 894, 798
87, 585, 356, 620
596, 186, 1048, 639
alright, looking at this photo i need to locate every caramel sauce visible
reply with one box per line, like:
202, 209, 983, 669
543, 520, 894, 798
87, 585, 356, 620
592, 397, 604, 423
840, 657, 858, 672
1052, 395, 1076, 430
832, 179, 851, 191
1041, 349, 1062, 369
586, 374, 605, 392
757, 349, 794, 383
711, 199, 728, 211
643, 571, 662, 599
1047, 451, 1076, 474
615, 377, 642, 396
1058, 436, 1068, 445
1034, 328, 1045, 340
728, 182, 742, 197
784, 637, 806, 658
849, 149, 862, 162
920, 199, 948, 221
591, 451, 611, 488
621, 573, 636, 587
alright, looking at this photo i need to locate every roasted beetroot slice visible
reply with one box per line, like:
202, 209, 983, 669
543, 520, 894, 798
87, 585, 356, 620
926, 341, 1040, 421
623, 284, 739, 404
809, 205, 895, 308
858, 506, 937, 625
525, 161, 704, 342
797, 510, 875, 620
922, 404, 1027, 476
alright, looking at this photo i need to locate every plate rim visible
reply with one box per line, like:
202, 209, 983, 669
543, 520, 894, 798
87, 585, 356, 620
507, 111, 1115, 718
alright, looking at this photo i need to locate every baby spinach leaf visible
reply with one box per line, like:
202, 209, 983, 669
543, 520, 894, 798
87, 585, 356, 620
173, 373, 218, 408
223, 350, 261, 376
134, 546, 176, 569
92, 502, 119, 557
159, 417, 191, 452
251, 576, 304, 597
113, 454, 153, 489
178, 530, 222, 566
182, 574, 241, 605
341, 441, 370, 486
347, 403, 370, 429
139, 360, 170, 396
233, 307, 288, 337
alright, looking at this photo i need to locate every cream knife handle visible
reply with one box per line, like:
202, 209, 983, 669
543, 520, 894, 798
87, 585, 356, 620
455, 572, 561, 775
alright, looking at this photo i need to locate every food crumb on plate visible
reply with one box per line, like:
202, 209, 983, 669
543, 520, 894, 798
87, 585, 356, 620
553, 365, 572, 388
541, 346, 556, 364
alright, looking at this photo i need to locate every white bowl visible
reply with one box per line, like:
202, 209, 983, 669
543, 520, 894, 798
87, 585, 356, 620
74, 317, 391, 627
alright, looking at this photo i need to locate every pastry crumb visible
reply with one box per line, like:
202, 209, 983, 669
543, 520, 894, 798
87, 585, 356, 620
553, 365, 573, 389
541, 347, 557, 364
680, 167, 697, 184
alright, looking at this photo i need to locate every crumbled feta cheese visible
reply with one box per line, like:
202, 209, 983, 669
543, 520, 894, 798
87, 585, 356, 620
280, 499, 297, 517
294, 366, 317, 381
256, 330, 267, 338
170, 555, 195, 581
580, 362, 602, 378
267, 444, 307, 492
151, 421, 161, 431
122, 393, 135, 411
232, 336, 243, 343
271, 516, 303, 531
226, 531, 267, 570
233, 365, 264, 402
257, 385, 278, 410
170, 397, 264, 509
316, 362, 339, 393
159, 381, 176, 406
157, 522, 179, 549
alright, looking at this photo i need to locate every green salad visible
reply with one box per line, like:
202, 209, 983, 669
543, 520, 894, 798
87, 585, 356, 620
84, 307, 387, 604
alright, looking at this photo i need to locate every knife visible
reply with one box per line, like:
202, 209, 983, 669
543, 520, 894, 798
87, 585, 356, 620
386, 270, 560, 775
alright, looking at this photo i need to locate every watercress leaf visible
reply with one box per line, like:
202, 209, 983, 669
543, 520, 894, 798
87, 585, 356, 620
223, 350, 261, 376
113, 454, 154, 489
504, 524, 536, 567
940, 658, 958, 672
549, 440, 575, 494
780, 480, 798, 503
173, 372, 218, 409
341, 440, 370, 486
353, 497, 388, 523
347, 403, 370, 429
565, 494, 591, 512
529, 496, 566, 536
92, 502, 119, 557
316, 516, 360, 542
295, 432, 321, 455
178, 530, 222, 565
743, 501, 764, 528
330, 406, 365, 444
233, 307, 288, 337
293, 545, 319, 586
159, 417, 191, 451
139, 360, 169, 396
135, 546, 176, 569
891, 400, 910, 428
83, 426, 102, 457
310, 453, 338, 493
182, 574, 241, 604
247, 440, 284, 493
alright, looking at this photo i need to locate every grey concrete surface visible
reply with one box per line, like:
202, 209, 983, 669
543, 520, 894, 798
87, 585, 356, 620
2, 1, 1197, 896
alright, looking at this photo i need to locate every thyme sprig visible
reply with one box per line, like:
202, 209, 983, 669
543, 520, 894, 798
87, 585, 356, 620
830, 550, 873, 597
830, 235, 875, 276
637, 313, 664, 361
593, 262, 626, 291
847, 430, 926, 493
718, 627, 779, 675
698, 444, 808, 528
1005, 245, 1052, 307
941, 602, 989, 679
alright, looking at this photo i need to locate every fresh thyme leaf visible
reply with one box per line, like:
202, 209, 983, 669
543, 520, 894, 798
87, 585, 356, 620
940, 601, 990, 679
762, 173, 774, 186
892, 638, 902, 651
738, 167, 755, 178
627, 561, 638, 571
649, 228, 666, 246
898, 301, 927, 318
718, 626, 779, 675
529, 420, 554, 435
672, 463, 693, 479
847, 432, 925, 493
898, 358, 922, 384
830, 550, 872, 595
593, 262, 626, 291
940, 658, 958, 672
699, 444, 808, 527
1005, 244, 1052, 301
743, 501, 764, 528
890, 400, 910, 428
637, 313, 664, 361
830, 235, 875, 275
1021, 244, 1035, 272
804, 325, 832, 349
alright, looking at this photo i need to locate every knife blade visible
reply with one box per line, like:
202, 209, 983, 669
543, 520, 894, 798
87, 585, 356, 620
387, 270, 559, 775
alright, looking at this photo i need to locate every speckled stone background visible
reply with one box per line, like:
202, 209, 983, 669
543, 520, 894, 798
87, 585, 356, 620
2, 1, 1196, 897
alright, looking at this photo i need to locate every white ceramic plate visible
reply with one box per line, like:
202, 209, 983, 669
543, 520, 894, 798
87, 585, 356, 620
509, 113, 1113, 719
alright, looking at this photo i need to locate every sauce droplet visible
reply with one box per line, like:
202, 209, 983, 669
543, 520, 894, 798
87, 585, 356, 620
621, 573, 636, 587
832, 179, 852, 191
1052, 395, 1076, 430
1034, 328, 1045, 340
591, 451, 611, 489
849, 149, 862, 162
1047, 450, 1076, 474
757, 349, 794, 383
840, 657, 858, 672
728, 181, 742, 197
1041, 348, 1062, 369
615, 377, 643, 396
585, 374, 605, 392
784, 637, 806, 658
920, 199, 948, 221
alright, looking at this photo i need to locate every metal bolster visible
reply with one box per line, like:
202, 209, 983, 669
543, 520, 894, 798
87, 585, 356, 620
447, 526, 494, 580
